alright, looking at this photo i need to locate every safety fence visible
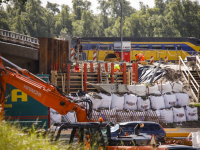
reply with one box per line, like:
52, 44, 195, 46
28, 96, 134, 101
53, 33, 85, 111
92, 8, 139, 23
0, 29, 39, 49
92, 109, 162, 124
51, 62, 138, 94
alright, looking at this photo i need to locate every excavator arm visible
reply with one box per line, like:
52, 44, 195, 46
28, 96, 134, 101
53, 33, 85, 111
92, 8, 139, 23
0, 55, 92, 122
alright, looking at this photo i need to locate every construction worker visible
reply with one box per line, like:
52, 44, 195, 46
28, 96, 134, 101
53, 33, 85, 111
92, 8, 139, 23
135, 53, 145, 63
114, 64, 120, 72
74, 63, 80, 72
75, 38, 84, 60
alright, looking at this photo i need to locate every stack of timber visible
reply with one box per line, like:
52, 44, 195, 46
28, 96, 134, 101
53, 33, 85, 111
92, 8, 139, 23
51, 70, 131, 94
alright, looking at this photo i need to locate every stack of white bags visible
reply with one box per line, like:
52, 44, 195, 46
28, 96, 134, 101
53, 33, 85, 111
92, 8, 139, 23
50, 82, 198, 124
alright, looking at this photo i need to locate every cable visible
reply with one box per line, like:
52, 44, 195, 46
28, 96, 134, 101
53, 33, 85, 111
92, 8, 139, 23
0, 69, 11, 104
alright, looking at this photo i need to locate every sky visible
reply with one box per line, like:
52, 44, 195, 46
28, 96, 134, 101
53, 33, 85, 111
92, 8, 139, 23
40, 0, 200, 10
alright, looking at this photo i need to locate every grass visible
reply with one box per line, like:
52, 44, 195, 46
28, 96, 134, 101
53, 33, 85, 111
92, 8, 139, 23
189, 103, 200, 107
0, 121, 104, 150
0, 121, 62, 150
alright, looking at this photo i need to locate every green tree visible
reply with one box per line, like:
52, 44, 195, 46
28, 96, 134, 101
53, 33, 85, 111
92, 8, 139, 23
164, 0, 200, 37
44, 10, 55, 37
20, 0, 46, 37
97, 0, 110, 30
55, 4, 72, 36
0, 0, 27, 5
71, 0, 91, 21
72, 10, 95, 37
0, 6, 9, 30
123, 13, 146, 37
46, 1, 60, 15
154, 0, 165, 15
108, 0, 135, 18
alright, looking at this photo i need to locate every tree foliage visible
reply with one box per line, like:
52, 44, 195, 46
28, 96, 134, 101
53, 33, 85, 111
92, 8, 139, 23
1, 0, 200, 39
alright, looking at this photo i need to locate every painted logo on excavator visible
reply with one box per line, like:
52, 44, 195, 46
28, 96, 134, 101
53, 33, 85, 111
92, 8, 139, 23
24, 85, 41, 97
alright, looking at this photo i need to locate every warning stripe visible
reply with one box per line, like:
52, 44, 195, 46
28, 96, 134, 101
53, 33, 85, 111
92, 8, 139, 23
93, 51, 97, 61
71, 48, 74, 60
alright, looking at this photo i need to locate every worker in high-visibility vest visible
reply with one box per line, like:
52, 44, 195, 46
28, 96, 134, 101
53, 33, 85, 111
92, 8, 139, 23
114, 64, 120, 72
135, 53, 145, 63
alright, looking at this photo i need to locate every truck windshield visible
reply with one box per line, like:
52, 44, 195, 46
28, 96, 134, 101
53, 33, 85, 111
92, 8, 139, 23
111, 124, 119, 132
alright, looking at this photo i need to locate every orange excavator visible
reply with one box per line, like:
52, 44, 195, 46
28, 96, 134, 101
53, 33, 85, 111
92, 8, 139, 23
0, 55, 92, 122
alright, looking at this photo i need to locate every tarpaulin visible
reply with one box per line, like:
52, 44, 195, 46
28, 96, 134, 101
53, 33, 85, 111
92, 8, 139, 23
138, 66, 167, 83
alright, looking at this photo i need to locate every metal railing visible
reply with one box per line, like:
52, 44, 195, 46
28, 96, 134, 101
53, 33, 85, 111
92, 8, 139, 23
0, 29, 39, 49
179, 56, 200, 102
196, 56, 200, 80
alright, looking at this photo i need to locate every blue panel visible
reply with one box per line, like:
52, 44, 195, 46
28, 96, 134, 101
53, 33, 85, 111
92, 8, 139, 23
4, 75, 50, 129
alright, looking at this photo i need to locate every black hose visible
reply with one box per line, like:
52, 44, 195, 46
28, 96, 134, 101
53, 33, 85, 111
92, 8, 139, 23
0, 69, 12, 103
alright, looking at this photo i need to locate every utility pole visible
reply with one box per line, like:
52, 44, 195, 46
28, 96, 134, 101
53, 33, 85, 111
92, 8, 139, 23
120, 1, 123, 62
120, 1, 125, 62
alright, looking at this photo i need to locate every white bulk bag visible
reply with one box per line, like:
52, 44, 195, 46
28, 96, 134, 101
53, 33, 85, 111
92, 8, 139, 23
173, 107, 186, 122
86, 94, 102, 109
171, 82, 183, 92
149, 96, 165, 110
163, 94, 177, 108
111, 93, 124, 110
160, 109, 173, 123
155, 110, 161, 117
124, 94, 137, 110
158, 82, 172, 94
175, 93, 189, 106
66, 111, 77, 123
147, 85, 161, 95
98, 93, 112, 108
137, 97, 150, 110
50, 108, 62, 123
185, 106, 198, 121
128, 84, 146, 96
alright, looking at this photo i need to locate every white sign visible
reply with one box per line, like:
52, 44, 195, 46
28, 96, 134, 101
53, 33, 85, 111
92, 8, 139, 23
114, 41, 131, 51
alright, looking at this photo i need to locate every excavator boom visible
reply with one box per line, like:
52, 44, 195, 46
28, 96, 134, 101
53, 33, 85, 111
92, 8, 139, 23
0, 55, 92, 122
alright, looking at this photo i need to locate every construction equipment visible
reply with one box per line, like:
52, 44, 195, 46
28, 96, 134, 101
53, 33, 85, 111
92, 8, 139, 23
52, 122, 198, 150
52, 122, 153, 149
0, 55, 93, 122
